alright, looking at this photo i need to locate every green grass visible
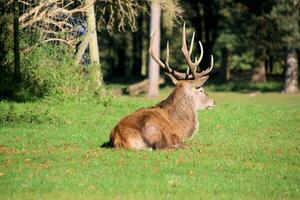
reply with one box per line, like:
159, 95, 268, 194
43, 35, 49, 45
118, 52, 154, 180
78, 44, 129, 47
0, 90, 300, 199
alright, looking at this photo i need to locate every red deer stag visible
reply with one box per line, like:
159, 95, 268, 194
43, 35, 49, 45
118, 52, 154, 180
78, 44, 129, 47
110, 23, 215, 150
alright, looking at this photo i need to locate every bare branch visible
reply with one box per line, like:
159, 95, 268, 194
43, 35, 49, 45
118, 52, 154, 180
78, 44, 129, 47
19, 0, 93, 47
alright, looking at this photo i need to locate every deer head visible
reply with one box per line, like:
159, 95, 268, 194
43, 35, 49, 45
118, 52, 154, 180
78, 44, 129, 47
149, 23, 215, 111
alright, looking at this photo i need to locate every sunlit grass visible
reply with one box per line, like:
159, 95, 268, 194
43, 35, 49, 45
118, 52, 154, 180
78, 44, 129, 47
0, 90, 299, 199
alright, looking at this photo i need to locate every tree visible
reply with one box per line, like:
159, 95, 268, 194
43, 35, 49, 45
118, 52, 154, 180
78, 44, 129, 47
251, 44, 267, 82
220, 47, 232, 81
13, 0, 20, 82
148, 0, 161, 97
85, 0, 100, 65
216, 0, 240, 82
19, 0, 92, 47
75, 0, 100, 67
271, 0, 300, 93
0, 0, 15, 98
284, 48, 298, 93
95, 0, 145, 80
19, 0, 101, 85
94, 0, 182, 83
238, 0, 273, 82
131, 7, 144, 78
183, 0, 221, 67
146, 0, 183, 97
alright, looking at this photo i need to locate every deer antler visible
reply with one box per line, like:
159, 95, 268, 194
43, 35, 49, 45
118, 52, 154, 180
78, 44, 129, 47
149, 33, 188, 81
181, 23, 213, 79
149, 23, 214, 83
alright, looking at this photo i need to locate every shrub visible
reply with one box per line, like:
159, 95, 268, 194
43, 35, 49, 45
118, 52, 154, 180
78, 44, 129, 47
18, 44, 109, 103
0, 103, 17, 123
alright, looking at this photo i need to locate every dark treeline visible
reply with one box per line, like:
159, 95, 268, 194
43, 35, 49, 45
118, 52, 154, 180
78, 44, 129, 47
101, 0, 299, 93
0, 0, 299, 101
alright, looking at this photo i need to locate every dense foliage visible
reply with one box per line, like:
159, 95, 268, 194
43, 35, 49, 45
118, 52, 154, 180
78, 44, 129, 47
0, 41, 106, 102
0, 0, 299, 101
20, 45, 104, 101
100, 0, 299, 84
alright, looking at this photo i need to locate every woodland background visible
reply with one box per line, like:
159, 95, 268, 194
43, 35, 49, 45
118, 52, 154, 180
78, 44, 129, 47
0, 0, 299, 100
0, 1, 299, 199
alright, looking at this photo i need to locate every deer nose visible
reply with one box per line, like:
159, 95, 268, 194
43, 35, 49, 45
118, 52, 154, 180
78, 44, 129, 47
213, 101, 216, 105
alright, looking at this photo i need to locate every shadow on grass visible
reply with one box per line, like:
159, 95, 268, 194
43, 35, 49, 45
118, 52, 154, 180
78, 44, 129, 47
0, 74, 46, 103
100, 141, 113, 148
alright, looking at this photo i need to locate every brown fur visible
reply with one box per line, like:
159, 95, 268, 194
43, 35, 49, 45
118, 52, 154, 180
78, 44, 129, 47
109, 81, 213, 150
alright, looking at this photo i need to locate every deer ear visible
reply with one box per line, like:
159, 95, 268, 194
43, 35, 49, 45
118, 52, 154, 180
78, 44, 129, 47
188, 75, 209, 88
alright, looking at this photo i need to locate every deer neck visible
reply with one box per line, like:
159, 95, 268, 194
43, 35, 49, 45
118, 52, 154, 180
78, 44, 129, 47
158, 90, 198, 139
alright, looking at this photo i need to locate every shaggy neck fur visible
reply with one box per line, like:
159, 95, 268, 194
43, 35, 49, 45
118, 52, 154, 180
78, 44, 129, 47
157, 86, 198, 139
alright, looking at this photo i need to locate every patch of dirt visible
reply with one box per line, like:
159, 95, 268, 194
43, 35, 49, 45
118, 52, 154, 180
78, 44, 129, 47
0, 145, 29, 155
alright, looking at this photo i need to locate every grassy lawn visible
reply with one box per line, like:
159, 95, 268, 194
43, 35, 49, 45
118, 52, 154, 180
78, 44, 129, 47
0, 89, 299, 199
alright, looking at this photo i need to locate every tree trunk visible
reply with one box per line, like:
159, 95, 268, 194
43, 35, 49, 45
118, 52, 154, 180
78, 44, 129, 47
75, 31, 92, 64
13, 0, 20, 82
251, 46, 267, 82
147, 0, 161, 97
132, 12, 143, 78
251, 59, 266, 82
269, 55, 273, 74
220, 47, 231, 81
283, 47, 298, 93
85, 0, 99, 65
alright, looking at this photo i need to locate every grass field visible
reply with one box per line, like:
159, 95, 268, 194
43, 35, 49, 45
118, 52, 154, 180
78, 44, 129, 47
0, 88, 300, 199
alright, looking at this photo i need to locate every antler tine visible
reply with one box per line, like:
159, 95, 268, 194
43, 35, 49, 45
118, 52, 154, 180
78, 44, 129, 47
195, 55, 214, 78
197, 41, 204, 64
181, 23, 203, 79
165, 41, 191, 80
189, 31, 195, 56
165, 41, 172, 72
149, 25, 213, 83
186, 67, 190, 76
149, 31, 189, 81
149, 33, 166, 69
188, 31, 199, 76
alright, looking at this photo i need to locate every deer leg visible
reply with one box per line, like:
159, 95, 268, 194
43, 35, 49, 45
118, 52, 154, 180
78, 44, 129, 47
154, 134, 182, 150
